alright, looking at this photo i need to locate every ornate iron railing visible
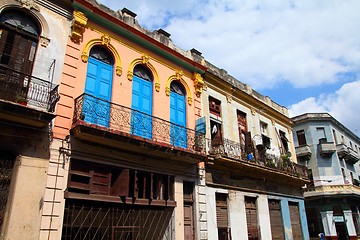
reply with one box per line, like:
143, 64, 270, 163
207, 137, 310, 179
73, 93, 206, 154
0, 65, 60, 112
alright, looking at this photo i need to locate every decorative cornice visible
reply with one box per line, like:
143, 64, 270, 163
81, 35, 122, 76
71, 10, 88, 43
193, 73, 204, 98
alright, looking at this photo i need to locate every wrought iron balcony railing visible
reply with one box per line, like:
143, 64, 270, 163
0, 65, 60, 112
72, 93, 206, 154
207, 136, 309, 179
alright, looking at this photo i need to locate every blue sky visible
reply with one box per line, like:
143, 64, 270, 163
98, 0, 360, 136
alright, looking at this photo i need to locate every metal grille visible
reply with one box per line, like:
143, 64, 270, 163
0, 65, 60, 112
72, 93, 206, 154
207, 137, 310, 180
62, 200, 175, 240
0, 152, 15, 229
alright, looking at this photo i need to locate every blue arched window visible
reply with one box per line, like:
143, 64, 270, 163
131, 64, 153, 139
83, 46, 114, 127
170, 81, 187, 148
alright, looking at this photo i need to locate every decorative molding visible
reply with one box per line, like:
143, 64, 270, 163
165, 71, 192, 106
155, 82, 160, 92
20, 0, 39, 11
101, 34, 111, 46
271, 119, 276, 126
287, 128, 292, 134
202, 83, 207, 91
141, 54, 150, 64
39, 36, 50, 47
127, 55, 160, 91
187, 96, 193, 106
81, 35, 122, 76
127, 71, 133, 81
251, 108, 256, 116
194, 73, 204, 97
70, 10, 88, 43
226, 94, 232, 103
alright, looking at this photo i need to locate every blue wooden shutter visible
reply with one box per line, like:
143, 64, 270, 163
170, 87, 187, 148
131, 75, 153, 139
83, 57, 113, 127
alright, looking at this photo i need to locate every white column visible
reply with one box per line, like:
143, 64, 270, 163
320, 211, 337, 237
343, 210, 357, 237
228, 191, 247, 240
206, 187, 218, 240
257, 195, 272, 240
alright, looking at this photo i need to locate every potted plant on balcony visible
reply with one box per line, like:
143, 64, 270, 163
15, 92, 28, 106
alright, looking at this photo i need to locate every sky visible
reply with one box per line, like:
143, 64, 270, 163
98, 0, 360, 136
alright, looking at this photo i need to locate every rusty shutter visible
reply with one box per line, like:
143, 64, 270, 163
245, 197, 259, 240
289, 202, 303, 240
216, 193, 228, 228
269, 199, 284, 239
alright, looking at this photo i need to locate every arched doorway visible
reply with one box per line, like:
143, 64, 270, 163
83, 45, 114, 127
131, 64, 153, 139
170, 81, 187, 148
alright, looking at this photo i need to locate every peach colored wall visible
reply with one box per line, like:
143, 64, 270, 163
53, 21, 201, 139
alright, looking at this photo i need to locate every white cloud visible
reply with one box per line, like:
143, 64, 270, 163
97, 0, 360, 134
98, 0, 360, 91
289, 80, 360, 134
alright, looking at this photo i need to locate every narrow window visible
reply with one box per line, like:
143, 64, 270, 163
245, 197, 259, 239
183, 182, 194, 240
332, 129, 338, 144
296, 130, 307, 146
279, 130, 289, 153
209, 96, 221, 117
260, 121, 268, 135
216, 193, 231, 240
238, 110, 248, 153
316, 127, 326, 143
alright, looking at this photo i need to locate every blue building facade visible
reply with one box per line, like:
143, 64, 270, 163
292, 113, 360, 240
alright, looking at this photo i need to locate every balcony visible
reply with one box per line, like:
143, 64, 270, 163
336, 144, 360, 164
295, 144, 312, 160
304, 184, 360, 199
71, 93, 206, 163
0, 65, 60, 128
207, 137, 310, 182
318, 139, 336, 158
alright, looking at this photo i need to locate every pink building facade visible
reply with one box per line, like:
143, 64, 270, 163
42, 0, 208, 239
